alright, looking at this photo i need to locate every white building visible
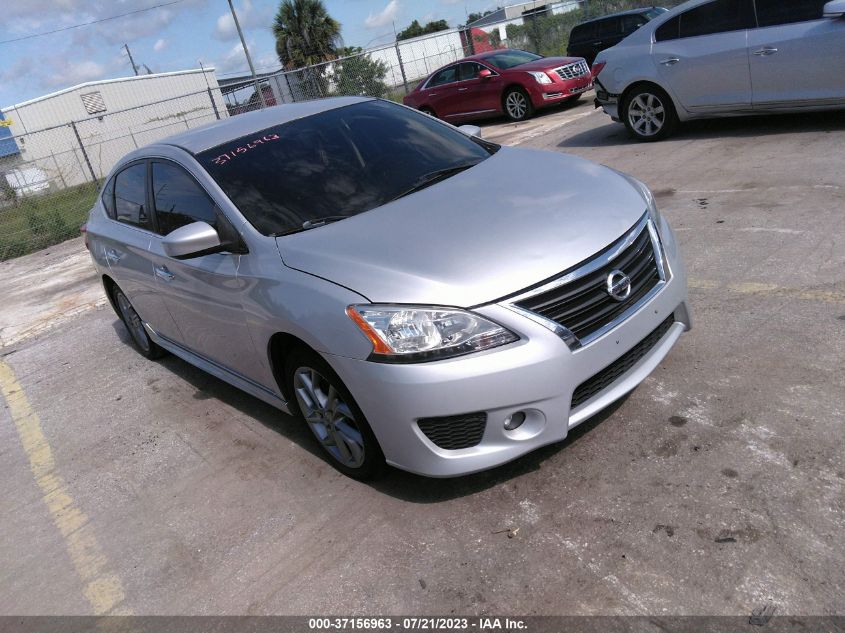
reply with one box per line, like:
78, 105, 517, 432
468, 0, 582, 42
0, 68, 227, 188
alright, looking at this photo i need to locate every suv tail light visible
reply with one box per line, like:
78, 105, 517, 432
591, 61, 607, 78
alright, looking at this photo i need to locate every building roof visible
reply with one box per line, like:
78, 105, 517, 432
154, 96, 372, 154
1, 68, 217, 112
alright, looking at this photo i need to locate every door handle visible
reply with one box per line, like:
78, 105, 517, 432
154, 265, 175, 282
427, 93, 438, 97
753, 47, 778, 56
105, 248, 122, 263
660, 57, 680, 66
457, 87, 468, 92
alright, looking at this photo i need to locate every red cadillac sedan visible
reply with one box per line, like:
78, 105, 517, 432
403, 49, 593, 122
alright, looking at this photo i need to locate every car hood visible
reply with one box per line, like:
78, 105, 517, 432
275, 147, 648, 307
512, 56, 584, 71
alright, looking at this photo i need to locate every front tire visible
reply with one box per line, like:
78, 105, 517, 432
285, 348, 385, 480
622, 84, 677, 141
503, 87, 533, 122
112, 286, 165, 359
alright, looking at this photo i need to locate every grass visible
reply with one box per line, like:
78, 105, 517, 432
0, 182, 99, 261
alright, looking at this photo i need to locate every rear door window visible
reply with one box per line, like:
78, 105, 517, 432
571, 22, 596, 43
151, 161, 219, 236
655, 15, 680, 41
754, 0, 827, 26
429, 66, 458, 87
113, 163, 151, 230
677, 0, 754, 38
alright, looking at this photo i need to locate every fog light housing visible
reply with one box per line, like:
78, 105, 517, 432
504, 411, 526, 431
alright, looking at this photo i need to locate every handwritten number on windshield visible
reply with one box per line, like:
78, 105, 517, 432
211, 133, 281, 166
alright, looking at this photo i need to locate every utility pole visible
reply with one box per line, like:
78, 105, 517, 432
123, 43, 139, 76
227, 0, 267, 108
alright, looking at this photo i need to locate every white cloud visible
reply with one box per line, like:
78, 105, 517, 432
364, 0, 400, 29
153, 38, 167, 52
213, 0, 270, 41
44, 60, 107, 88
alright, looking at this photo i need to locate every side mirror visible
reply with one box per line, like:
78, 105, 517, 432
824, 0, 845, 16
478, 69, 493, 79
457, 124, 483, 139
162, 221, 222, 259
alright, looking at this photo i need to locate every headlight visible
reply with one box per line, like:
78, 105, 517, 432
346, 305, 519, 363
527, 71, 552, 85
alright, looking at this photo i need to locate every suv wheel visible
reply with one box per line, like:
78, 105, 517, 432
623, 85, 677, 141
112, 286, 166, 359
503, 88, 533, 122
285, 348, 385, 480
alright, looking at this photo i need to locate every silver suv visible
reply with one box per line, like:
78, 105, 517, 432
86, 97, 690, 479
594, 0, 845, 140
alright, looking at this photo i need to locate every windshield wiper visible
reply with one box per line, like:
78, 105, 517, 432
273, 215, 349, 236
390, 162, 481, 202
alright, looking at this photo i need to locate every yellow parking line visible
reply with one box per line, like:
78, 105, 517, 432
0, 359, 132, 615
689, 278, 845, 305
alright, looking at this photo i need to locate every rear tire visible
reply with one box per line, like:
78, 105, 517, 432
503, 87, 533, 122
622, 84, 677, 141
285, 347, 385, 480
112, 286, 165, 360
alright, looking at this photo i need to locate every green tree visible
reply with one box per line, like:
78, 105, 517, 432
396, 19, 450, 41
332, 47, 389, 98
273, 0, 342, 69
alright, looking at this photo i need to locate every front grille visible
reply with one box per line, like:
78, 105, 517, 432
554, 60, 590, 81
514, 223, 661, 343
571, 314, 675, 409
417, 412, 486, 450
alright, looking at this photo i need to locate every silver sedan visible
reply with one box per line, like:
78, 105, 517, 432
86, 97, 690, 478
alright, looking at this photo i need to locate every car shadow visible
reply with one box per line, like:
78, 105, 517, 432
559, 109, 845, 148
474, 96, 589, 128
111, 318, 629, 501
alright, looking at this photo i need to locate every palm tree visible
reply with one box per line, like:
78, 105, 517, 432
273, 0, 342, 70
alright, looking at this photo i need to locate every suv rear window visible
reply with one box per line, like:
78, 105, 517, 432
197, 100, 498, 236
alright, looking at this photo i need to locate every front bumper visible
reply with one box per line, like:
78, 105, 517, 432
326, 223, 690, 478
527, 76, 593, 108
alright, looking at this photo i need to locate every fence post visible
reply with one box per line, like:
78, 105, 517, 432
208, 87, 221, 119
70, 121, 97, 182
50, 151, 67, 189
394, 41, 409, 94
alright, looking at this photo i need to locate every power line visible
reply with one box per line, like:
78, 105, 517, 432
0, 0, 187, 45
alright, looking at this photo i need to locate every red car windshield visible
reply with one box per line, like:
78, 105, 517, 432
483, 50, 543, 70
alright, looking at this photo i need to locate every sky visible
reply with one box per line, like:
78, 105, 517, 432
0, 0, 498, 108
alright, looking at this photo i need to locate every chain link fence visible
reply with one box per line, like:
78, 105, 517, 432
1, 0, 684, 261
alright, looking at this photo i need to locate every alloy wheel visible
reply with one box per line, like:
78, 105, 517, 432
116, 291, 151, 353
505, 91, 528, 120
293, 366, 366, 469
627, 92, 666, 138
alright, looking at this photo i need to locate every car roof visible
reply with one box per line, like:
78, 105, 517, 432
575, 6, 664, 25
155, 96, 373, 154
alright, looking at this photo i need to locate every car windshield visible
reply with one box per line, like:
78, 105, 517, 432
483, 50, 543, 70
197, 100, 498, 236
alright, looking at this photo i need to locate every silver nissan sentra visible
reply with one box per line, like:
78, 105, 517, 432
86, 96, 691, 479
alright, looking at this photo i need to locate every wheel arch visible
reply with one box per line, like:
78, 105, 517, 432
267, 331, 318, 403
101, 274, 121, 317
620, 79, 684, 120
